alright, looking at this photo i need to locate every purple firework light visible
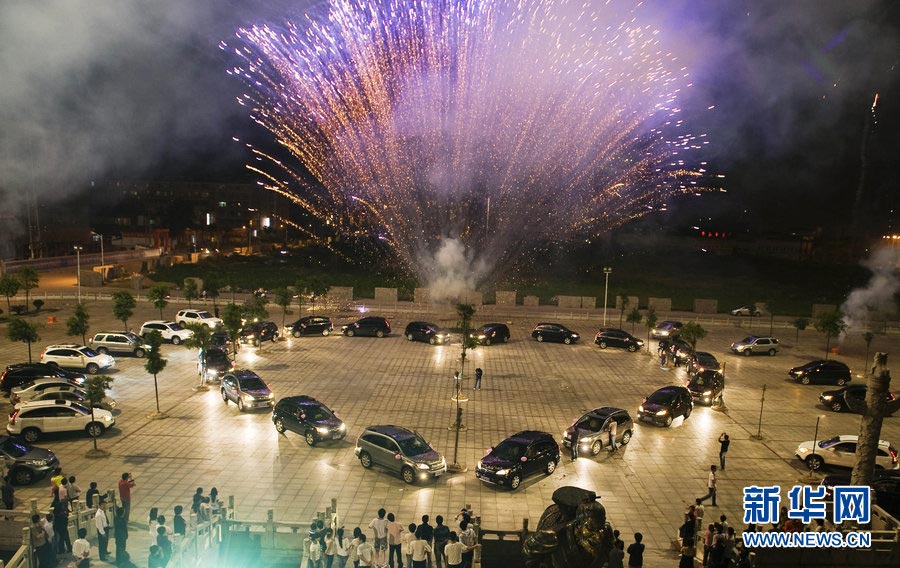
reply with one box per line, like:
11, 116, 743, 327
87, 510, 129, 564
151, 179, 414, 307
226, 0, 714, 284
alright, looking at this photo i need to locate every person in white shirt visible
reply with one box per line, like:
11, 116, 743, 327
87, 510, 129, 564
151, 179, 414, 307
458, 521, 476, 568
347, 528, 362, 567
402, 522, 417, 568
307, 534, 324, 568
333, 527, 351, 568
368, 508, 389, 567
443, 532, 475, 568
72, 527, 91, 568
409, 533, 432, 568
357, 533, 375, 567
94, 507, 110, 561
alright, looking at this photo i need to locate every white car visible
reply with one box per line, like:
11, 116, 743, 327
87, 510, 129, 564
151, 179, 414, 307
730, 306, 762, 317
40, 344, 115, 375
16, 390, 117, 411
176, 310, 223, 329
10, 379, 117, 410
795, 435, 898, 471
7, 400, 116, 442
139, 321, 194, 345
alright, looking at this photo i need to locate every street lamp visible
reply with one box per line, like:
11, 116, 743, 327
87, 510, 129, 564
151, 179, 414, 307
602, 267, 612, 325
73, 246, 83, 303
91, 232, 104, 267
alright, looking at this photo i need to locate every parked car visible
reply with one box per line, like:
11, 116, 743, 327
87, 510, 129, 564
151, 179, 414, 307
239, 321, 279, 345
404, 322, 451, 345
0, 435, 60, 485
471, 323, 510, 346
795, 435, 898, 471
200, 348, 233, 382
659, 338, 693, 366
790, 360, 851, 386
637, 386, 693, 427
1, 364, 85, 393
10, 378, 89, 404
594, 329, 643, 352
7, 399, 115, 443
686, 351, 721, 375
221, 371, 274, 412
475, 431, 560, 490
355, 425, 447, 484
175, 309, 223, 329
531, 323, 580, 344
14, 388, 117, 411
89, 332, 150, 357
285, 316, 334, 338
272, 396, 346, 446
562, 408, 634, 457
821, 471, 900, 518
342, 317, 391, 338
139, 321, 194, 345
730, 306, 762, 317
40, 344, 115, 375
650, 321, 683, 339
211, 331, 232, 350
686, 370, 725, 405
730, 336, 779, 356
820, 385, 896, 414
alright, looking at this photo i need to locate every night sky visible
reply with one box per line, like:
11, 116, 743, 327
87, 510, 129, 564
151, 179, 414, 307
1, 0, 898, 239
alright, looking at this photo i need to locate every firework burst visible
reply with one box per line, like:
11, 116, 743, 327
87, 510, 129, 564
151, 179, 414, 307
225, 0, 713, 287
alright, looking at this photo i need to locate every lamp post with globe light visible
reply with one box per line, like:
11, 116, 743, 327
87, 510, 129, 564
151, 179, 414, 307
73, 246, 83, 303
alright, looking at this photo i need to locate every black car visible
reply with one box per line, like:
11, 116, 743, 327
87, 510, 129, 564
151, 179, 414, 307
286, 316, 334, 338
686, 370, 725, 405
1, 363, 86, 393
404, 322, 451, 345
272, 396, 346, 446
821, 471, 900, 518
687, 351, 721, 374
790, 360, 851, 386
659, 338, 693, 365
637, 386, 693, 427
211, 331, 233, 350
342, 317, 391, 338
475, 431, 560, 490
594, 328, 643, 352
239, 321, 279, 345
0, 435, 60, 485
472, 323, 510, 346
820, 385, 897, 414
200, 348, 233, 381
531, 323, 580, 344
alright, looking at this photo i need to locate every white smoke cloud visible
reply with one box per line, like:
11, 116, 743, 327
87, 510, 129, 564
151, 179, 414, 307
840, 246, 900, 329
419, 239, 488, 301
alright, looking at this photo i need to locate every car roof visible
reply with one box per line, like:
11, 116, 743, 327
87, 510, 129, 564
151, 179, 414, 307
506, 430, 554, 444
279, 395, 320, 406
832, 435, 891, 447
659, 320, 682, 326
45, 344, 86, 349
653, 386, 686, 395
142, 320, 178, 326
481, 323, 507, 328
588, 407, 627, 418
228, 370, 261, 380
695, 352, 714, 358
366, 425, 415, 439
6, 362, 53, 370
15, 399, 82, 409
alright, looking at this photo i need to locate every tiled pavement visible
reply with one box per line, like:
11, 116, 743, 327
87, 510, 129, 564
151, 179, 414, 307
3, 283, 899, 567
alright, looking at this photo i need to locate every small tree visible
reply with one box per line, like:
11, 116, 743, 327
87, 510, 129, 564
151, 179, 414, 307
222, 303, 244, 360
17, 267, 39, 313
626, 307, 642, 334
792, 317, 809, 345
112, 291, 137, 331
243, 295, 269, 322
144, 330, 168, 417
644, 307, 658, 352
0, 273, 20, 314
85, 375, 114, 456
814, 311, 847, 360
204, 275, 221, 310
183, 278, 199, 308
681, 321, 708, 353
305, 277, 328, 313
8, 318, 40, 362
618, 295, 630, 328
67, 302, 91, 345
32, 299, 44, 312
273, 287, 293, 329
183, 323, 214, 387
147, 284, 170, 319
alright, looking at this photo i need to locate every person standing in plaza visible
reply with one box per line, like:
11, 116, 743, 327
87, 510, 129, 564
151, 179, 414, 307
608, 540, 625, 568
148, 545, 165, 568
73, 527, 91, 568
50, 467, 64, 489
415, 515, 434, 568
53, 491, 72, 554
697, 465, 718, 507
347, 527, 362, 568
356, 533, 375, 568
402, 523, 417, 568
433, 515, 450, 568
626, 533, 644, 567
68, 476, 82, 504
458, 520, 476, 568
1, 476, 13, 512
607, 418, 618, 453
473, 368, 483, 390
324, 527, 336, 568
387, 513, 404, 568
702, 523, 715, 566
694, 499, 705, 539
115, 507, 129, 564
157, 526, 172, 567
95, 504, 110, 561
368, 508, 389, 568
334, 527, 351, 568
570, 425, 581, 461
409, 532, 432, 568
30, 514, 51, 568
173, 506, 186, 537
58, 477, 70, 503
118, 473, 135, 522
718, 433, 730, 470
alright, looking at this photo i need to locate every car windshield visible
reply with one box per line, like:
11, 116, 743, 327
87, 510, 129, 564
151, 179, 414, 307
690, 375, 709, 387
124, 333, 142, 342
397, 434, 431, 457
492, 440, 526, 460
238, 377, 268, 391
818, 436, 843, 449
167, 323, 185, 331
740, 337, 757, 344
197, 312, 214, 319
69, 402, 90, 414
1, 437, 30, 457
304, 404, 334, 422
207, 351, 230, 365
647, 390, 674, 405
577, 414, 606, 432
79, 347, 100, 357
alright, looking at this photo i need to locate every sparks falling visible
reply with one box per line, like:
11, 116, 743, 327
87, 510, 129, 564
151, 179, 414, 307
226, 0, 715, 284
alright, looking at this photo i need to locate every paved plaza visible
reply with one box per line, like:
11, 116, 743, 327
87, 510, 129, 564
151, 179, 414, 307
3, 283, 900, 566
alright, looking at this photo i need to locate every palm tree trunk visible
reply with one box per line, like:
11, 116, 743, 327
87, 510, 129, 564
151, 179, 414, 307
851, 354, 892, 486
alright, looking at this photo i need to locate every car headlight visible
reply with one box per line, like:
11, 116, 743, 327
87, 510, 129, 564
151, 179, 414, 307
316, 427, 330, 435
656, 409, 668, 416
103, 415, 113, 422
821, 395, 833, 401
440, 457, 446, 467
579, 437, 591, 443
638, 405, 644, 412
338, 423, 346, 431
495, 469, 509, 476
266, 393, 274, 400
572, 334, 579, 338
241, 394, 253, 403
798, 446, 809, 454
477, 460, 483, 470
703, 390, 712, 396
478, 334, 486, 340
417, 463, 430, 470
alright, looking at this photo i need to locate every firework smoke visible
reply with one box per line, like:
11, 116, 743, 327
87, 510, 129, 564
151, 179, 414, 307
841, 246, 900, 329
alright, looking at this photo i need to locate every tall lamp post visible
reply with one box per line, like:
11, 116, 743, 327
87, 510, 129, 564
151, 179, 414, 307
602, 267, 612, 325
73, 246, 83, 303
91, 232, 104, 281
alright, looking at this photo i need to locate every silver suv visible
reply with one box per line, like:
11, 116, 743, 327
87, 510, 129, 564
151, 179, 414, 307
355, 425, 447, 484
730, 336, 779, 356
562, 407, 634, 456
90, 332, 149, 357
